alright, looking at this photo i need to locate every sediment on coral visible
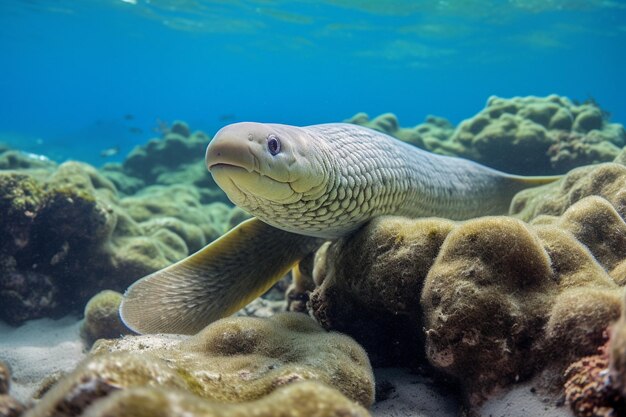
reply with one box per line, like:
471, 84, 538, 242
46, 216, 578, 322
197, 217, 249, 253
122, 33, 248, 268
27, 313, 374, 417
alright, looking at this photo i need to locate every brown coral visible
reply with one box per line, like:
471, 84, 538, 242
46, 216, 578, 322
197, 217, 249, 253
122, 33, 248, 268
310, 193, 624, 404
28, 313, 374, 417
310, 217, 454, 367
610, 290, 626, 396
81, 382, 371, 417
0, 157, 240, 323
348, 95, 625, 175
80, 290, 130, 347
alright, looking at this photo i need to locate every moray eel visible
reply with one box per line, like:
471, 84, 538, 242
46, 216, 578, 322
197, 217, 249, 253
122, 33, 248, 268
120, 122, 560, 334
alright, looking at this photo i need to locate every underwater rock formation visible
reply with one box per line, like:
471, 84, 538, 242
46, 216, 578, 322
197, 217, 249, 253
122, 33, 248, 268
109, 121, 225, 200
79, 382, 371, 417
0, 160, 238, 324
345, 112, 454, 150
349, 95, 625, 175
564, 335, 626, 417
610, 290, 626, 397
309, 188, 625, 404
28, 313, 374, 417
0, 362, 8, 395
0, 151, 56, 171
511, 161, 626, 219
309, 217, 454, 367
80, 290, 130, 348
450, 95, 624, 174
0, 361, 25, 417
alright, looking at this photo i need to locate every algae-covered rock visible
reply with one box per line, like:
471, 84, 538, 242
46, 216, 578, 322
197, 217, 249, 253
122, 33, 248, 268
610, 290, 626, 397
346, 112, 454, 150
349, 96, 625, 175
80, 290, 130, 347
310, 217, 454, 367
98, 163, 144, 195
559, 288, 626, 417
0, 361, 24, 417
0, 361, 9, 395
0, 160, 238, 324
0, 150, 56, 171
309, 192, 625, 404
450, 95, 625, 174
510, 162, 626, 222
28, 313, 374, 417
100, 121, 228, 202
0, 394, 24, 417
123, 124, 206, 182
82, 382, 371, 417
120, 123, 223, 193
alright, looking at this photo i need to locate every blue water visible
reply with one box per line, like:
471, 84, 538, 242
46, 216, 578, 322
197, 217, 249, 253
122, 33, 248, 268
1, 0, 625, 165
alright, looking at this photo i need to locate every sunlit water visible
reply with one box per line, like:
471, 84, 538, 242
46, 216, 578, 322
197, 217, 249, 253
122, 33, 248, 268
0, 0, 624, 164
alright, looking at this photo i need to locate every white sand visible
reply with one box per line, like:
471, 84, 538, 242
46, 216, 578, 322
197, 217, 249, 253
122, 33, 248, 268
371, 368, 459, 417
371, 368, 574, 417
479, 381, 573, 417
0, 316, 85, 403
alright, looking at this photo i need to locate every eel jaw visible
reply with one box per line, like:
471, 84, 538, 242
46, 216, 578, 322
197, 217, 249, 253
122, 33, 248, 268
210, 164, 301, 208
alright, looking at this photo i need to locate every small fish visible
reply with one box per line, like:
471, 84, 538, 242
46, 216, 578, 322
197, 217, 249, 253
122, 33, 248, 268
219, 114, 236, 122
21, 151, 51, 162
123, 114, 135, 121
153, 119, 170, 136
100, 146, 120, 158
128, 127, 143, 135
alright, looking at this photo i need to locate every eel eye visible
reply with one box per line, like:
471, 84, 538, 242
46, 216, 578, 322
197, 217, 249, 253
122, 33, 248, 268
267, 134, 281, 156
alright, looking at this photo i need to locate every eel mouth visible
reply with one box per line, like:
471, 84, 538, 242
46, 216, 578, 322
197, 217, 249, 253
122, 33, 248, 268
207, 162, 248, 171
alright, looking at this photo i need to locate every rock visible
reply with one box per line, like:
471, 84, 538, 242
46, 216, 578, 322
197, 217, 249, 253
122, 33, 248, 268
348, 96, 625, 175
0, 160, 239, 324
80, 290, 130, 347
0, 151, 56, 171
0, 394, 24, 417
610, 290, 626, 397
81, 382, 371, 417
0, 362, 24, 417
0, 361, 9, 394
345, 112, 454, 150
451, 95, 624, 174
309, 193, 624, 405
27, 313, 374, 417
510, 161, 626, 225
310, 217, 454, 367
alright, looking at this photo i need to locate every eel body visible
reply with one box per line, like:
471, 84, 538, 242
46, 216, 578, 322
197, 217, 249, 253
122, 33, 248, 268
120, 122, 559, 334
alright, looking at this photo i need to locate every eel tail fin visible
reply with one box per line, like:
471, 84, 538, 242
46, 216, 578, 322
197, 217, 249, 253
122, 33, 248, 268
119, 218, 323, 335
510, 174, 563, 187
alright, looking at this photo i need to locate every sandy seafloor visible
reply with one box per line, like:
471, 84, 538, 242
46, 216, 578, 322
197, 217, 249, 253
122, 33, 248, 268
0, 315, 574, 417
